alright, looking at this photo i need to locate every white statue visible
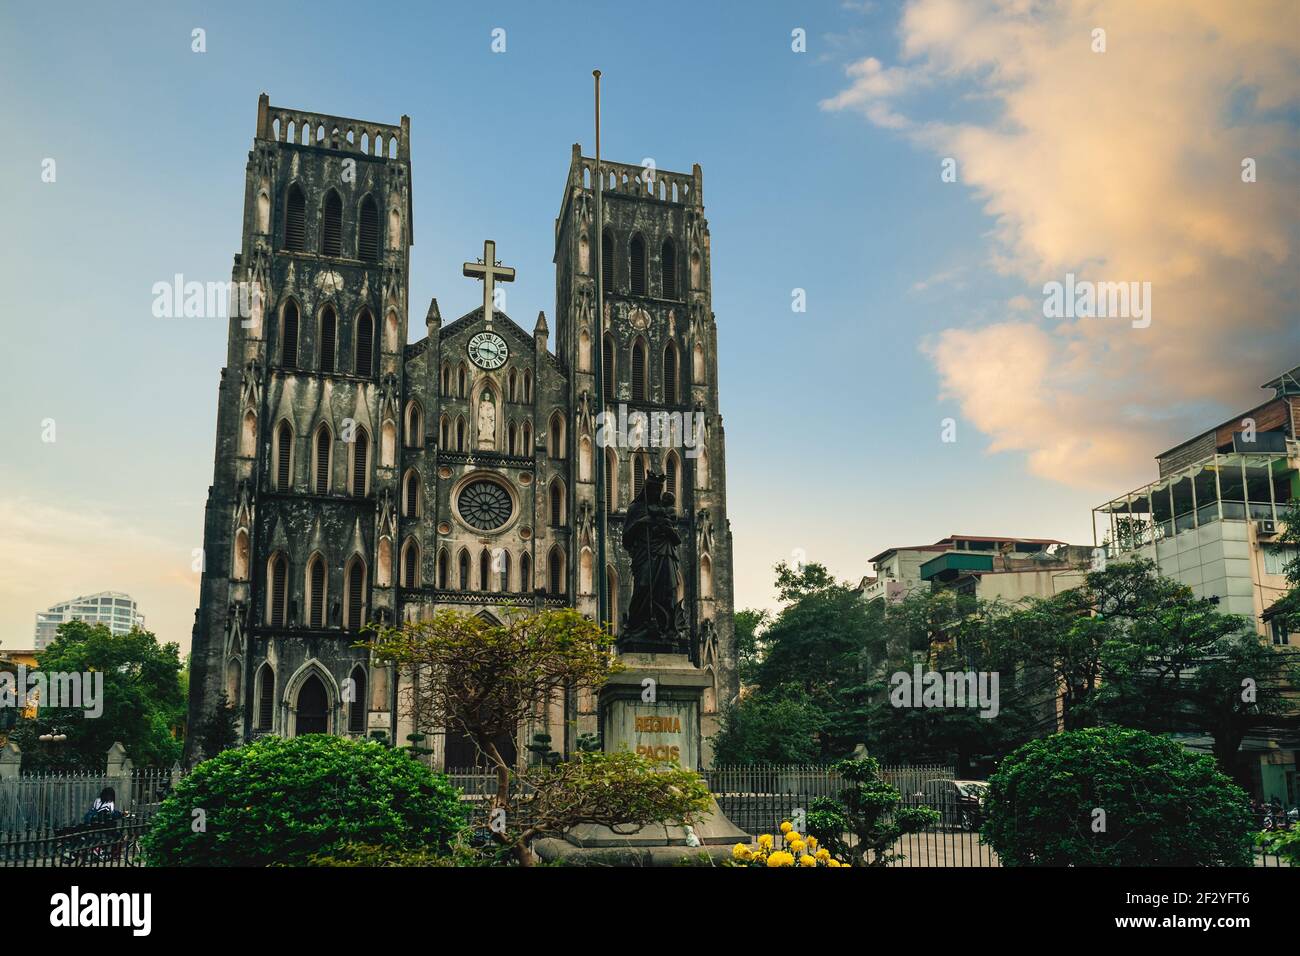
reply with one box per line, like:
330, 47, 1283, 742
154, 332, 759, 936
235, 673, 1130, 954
476, 392, 495, 449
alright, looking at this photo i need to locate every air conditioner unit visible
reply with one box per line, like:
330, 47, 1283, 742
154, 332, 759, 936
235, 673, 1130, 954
1257, 519, 1277, 537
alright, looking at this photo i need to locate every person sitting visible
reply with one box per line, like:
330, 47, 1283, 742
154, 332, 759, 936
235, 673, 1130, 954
84, 787, 123, 825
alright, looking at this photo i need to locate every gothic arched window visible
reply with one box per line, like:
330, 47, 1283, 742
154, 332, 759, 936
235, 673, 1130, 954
344, 556, 366, 630
550, 479, 565, 527
601, 228, 616, 291
283, 184, 306, 251
281, 301, 299, 369
351, 426, 369, 496
663, 342, 679, 405
661, 239, 677, 299
358, 195, 380, 261
437, 548, 449, 589
322, 190, 343, 257
458, 549, 470, 590
548, 546, 565, 595
405, 401, 423, 448
521, 552, 532, 592
401, 537, 420, 588
549, 413, 565, 458
275, 420, 293, 490
629, 234, 646, 296
268, 552, 288, 626
633, 452, 648, 500
479, 548, 492, 591
499, 549, 512, 592
602, 334, 616, 400
348, 665, 367, 733
319, 306, 337, 373
257, 663, 275, 730
306, 553, 326, 628
631, 338, 647, 402
403, 469, 420, 517
355, 310, 374, 378
313, 424, 331, 494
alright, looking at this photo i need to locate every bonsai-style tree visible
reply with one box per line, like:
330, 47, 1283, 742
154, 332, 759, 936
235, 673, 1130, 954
806, 755, 939, 867
982, 726, 1254, 866
366, 608, 710, 865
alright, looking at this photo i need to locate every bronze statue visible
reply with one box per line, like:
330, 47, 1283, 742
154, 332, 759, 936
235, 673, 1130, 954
621, 472, 688, 645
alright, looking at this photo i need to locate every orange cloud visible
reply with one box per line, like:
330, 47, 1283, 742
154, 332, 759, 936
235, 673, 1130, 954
825, 0, 1300, 486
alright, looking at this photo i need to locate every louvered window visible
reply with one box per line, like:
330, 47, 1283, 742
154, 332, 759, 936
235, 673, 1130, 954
322, 191, 343, 257
603, 337, 615, 400
405, 472, 419, 517
320, 308, 336, 372
550, 482, 563, 526
662, 240, 677, 299
458, 551, 470, 590
663, 344, 678, 404
480, 550, 491, 591
270, 556, 287, 626
352, 428, 368, 496
346, 561, 364, 629
549, 550, 564, 594
355, 312, 374, 377
258, 666, 274, 729
601, 230, 615, 290
629, 235, 646, 295
631, 341, 647, 401
276, 422, 292, 490
521, 553, 532, 591
314, 427, 330, 493
281, 302, 299, 368
348, 667, 366, 732
358, 197, 380, 260
309, 558, 325, 627
284, 186, 306, 251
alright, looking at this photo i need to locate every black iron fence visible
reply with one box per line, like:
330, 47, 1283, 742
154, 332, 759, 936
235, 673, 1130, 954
1, 767, 182, 833
0, 819, 151, 867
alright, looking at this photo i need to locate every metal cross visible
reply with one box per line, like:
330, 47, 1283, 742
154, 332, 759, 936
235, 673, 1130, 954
462, 239, 515, 325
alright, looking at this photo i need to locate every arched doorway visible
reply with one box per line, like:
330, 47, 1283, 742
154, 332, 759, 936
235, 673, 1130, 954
295, 674, 329, 735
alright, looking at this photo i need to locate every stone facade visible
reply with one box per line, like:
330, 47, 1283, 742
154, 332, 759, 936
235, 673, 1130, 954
186, 96, 737, 768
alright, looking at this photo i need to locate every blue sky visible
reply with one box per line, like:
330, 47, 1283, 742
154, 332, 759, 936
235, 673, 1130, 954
2, 0, 1296, 652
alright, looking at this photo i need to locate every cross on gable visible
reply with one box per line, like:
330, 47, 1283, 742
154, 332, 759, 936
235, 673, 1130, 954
462, 239, 516, 326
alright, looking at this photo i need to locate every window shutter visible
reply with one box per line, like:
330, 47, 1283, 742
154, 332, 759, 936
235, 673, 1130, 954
322, 191, 343, 257
276, 423, 292, 490
284, 187, 306, 251
631, 342, 646, 401
602, 230, 615, 291
662, 240, 676, 299
258, 667, 274, 729
315, 428, 329, 493
603, 337, 615, 400
348, 668, 366, 732
630, 235, 646, 295
663, 345, 677, 404
271, 557, 287, 626
355, 312, 374, 377
320, 308, 336, 372
347, 561, 364, 629
281, 302, 299, 368
309, 559, 324, 627
358, 197, 380, 260
352, 429, 368, 495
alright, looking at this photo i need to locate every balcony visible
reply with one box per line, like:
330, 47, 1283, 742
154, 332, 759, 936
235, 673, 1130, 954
1094, 451, 1296, 557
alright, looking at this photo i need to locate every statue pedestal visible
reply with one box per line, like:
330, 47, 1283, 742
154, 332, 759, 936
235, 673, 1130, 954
531, 650, 748, 866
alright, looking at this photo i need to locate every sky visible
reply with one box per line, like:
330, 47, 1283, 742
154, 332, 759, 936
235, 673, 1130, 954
1, 0, 1297, 655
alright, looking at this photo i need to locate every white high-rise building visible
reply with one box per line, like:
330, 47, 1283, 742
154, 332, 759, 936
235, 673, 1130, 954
33, 591, 144, 650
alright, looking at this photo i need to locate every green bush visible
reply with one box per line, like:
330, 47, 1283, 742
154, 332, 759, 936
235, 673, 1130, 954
982, 727, 1254, 866
143, 734, 467, 866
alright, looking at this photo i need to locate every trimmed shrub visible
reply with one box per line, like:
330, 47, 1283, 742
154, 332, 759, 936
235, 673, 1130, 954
143, 734, 467, 866
982, 726, 1254, 866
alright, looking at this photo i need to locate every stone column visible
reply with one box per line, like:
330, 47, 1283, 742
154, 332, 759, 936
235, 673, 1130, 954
105, 741, 133, 812
0, 740, 20, 780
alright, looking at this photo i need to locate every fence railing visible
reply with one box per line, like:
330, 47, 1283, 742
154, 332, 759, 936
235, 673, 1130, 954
1, 768, 182, 833
0, 819, 151, 867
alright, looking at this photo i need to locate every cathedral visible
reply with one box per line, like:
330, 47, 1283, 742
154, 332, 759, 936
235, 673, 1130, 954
185, 95, 737, 768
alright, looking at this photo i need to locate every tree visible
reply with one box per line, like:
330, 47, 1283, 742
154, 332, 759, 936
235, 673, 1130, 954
711, 692, 825, 765
982, 727, 1254, 866
1267, 498, 1300, 634
190, 691, 240, 758
365, 608, 710, 865
142, 734, 467, 866
805, 755, 939, 866
732, 608, 769, 686
10, 621, 184, 771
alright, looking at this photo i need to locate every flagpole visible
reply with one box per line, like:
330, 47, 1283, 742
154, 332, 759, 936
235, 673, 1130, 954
592, 70, 610, 639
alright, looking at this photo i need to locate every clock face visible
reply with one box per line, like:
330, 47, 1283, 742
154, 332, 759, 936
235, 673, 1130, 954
468, 331, 508, 370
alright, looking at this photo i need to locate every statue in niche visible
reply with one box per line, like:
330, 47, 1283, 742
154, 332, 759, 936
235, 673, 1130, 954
476, 391, 495, 449
621, 472, 687, 646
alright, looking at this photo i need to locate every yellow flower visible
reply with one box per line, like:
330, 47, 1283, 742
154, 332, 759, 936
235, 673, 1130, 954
806, 836, 818, 849
826, 859, 840, 868
789, 840, 805, 854
732, 843, 752, 861
757, 834, 774, 849
779, 821, 793, 834
799, 854, 817, 867
816, 848, 831, 861
766, 850, 795, 868
785, 831, 802, 844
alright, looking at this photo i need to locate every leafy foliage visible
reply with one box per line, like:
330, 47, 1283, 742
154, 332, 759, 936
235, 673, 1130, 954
142, 734, 467, 866
712, 691, 825, 765
805, 756, 939, 866
10, 621, 184, 770
982, 727, 1254, 866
